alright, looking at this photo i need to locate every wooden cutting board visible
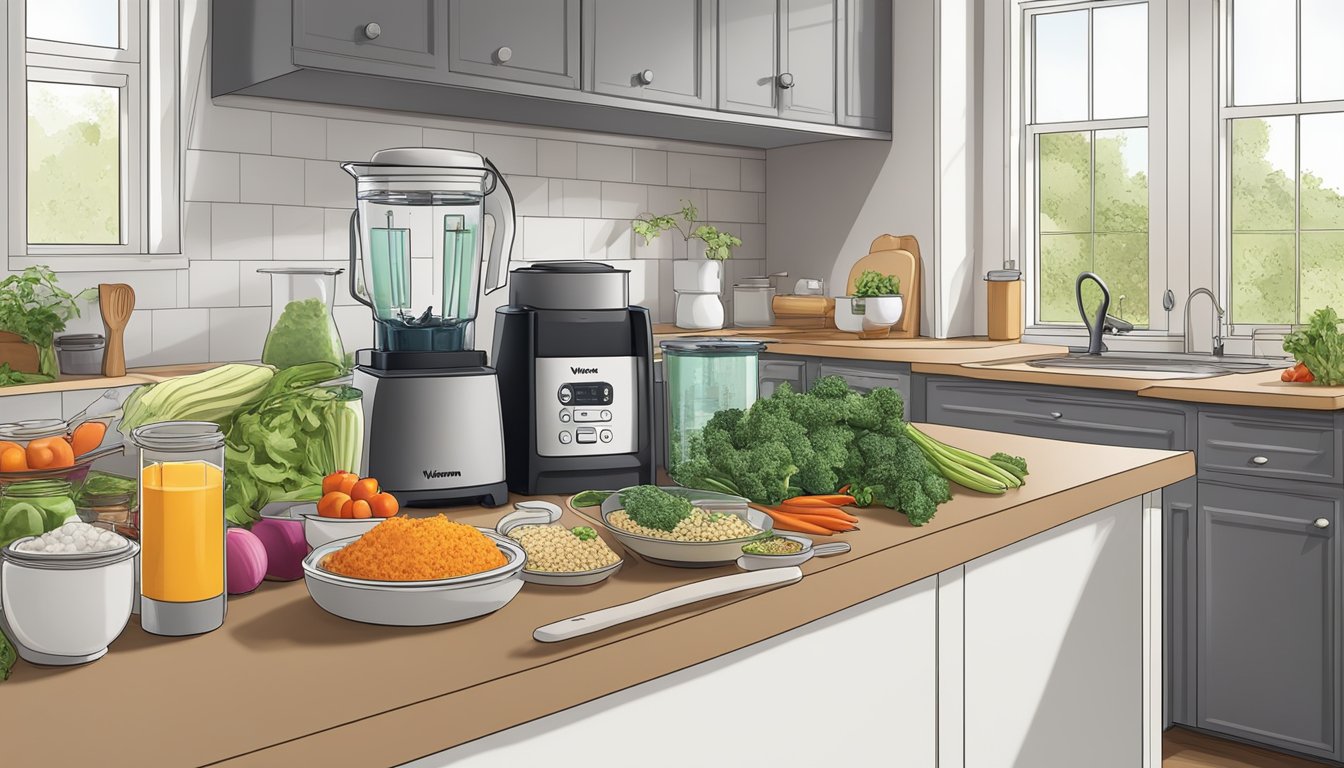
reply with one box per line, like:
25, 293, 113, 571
846, 234, 922, 338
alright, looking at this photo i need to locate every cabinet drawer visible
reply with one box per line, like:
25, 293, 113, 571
759, 358, 806, 398
293, 0, 447, 78
924, 377, 1189, 450
1198, 410, 1341, 484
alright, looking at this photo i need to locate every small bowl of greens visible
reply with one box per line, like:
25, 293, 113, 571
737, 534, 850, 571
599, 485, 772, 568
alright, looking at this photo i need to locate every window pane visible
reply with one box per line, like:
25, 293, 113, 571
1231, 117, 1296, 232
1039, 132, 1091, 233
1095, 233, 1149, 327
1093, 3, 1148, 119
1095, 128, 1148, 232
1302, 0, 1344, 103
1301, 113, 1344, 229
1232, 0, 1297, 105
1301, 232, 1344, 321
1039, 233, 1092, 323
1231, 233, 1296, 324
26, 0, 119, 48
1034, 10, 1088, 123
27, 81, 121, 245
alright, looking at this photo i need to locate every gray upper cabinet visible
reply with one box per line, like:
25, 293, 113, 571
448, 0, 580, 89
778, 0, 836, 123
292, 0, 449, 81
584, 0, 714, 108
717, 0, 779, 117
1197, 480, 1341, 762
837, 0, 891, 129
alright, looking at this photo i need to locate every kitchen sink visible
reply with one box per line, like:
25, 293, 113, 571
1021, 351, 1293, 377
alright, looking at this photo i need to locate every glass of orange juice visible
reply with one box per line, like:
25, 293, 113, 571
131, 422, 226, 636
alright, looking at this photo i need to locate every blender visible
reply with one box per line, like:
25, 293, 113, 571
343, 148, 514, 507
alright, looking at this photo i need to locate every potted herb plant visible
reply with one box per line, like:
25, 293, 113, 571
846, 270, 903, 334
0, 267, 84, 386
633, 200, 742, 330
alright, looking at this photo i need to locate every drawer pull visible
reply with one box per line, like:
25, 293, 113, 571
495, 46, 513, 64
1251, 456, 1269, 465
1049, 411, 1063, 419
1315, 518, 1331, 529
637, 69, 655, 86
362, 22, 382, 40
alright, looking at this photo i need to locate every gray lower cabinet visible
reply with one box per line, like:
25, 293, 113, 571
813, 359, 910, 403
1165, 478, 1198, 729
447, 0, 580, 88
836, 0, 891, 130
759, 355, 807, 398
584, 0, 714, 108
292, 0, 449, 81
1196, 479, 1341, 762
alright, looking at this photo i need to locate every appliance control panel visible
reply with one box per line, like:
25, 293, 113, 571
536, 357, 638, 457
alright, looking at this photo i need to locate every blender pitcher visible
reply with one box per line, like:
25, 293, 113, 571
342, 148, 516, 352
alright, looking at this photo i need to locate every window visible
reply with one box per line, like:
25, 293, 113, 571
1224, 0, 1344, 328
1025, 1, 1151, 328
10, 0, 179, 262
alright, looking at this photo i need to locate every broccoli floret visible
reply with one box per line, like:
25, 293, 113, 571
895, 479, 939, 526
619, 485, 692, 531
845, 386, 906, 433
570, 526, 598, 541
806, 375, 853, 400
845, 431, 946, 525
795, 423, 855, 495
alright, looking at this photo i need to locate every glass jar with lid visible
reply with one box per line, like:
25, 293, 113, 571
0, 479, 77, 548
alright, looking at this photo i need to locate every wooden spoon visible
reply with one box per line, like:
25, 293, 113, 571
98, 283, 135, 377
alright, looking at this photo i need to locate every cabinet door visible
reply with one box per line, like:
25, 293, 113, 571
759, 356, 807, 399
584, 0, 714, 108
1197, 481, 1341, 761
1165, 478, 1197, 728
448, 0, 580, 89
778, 0, 836, 123
717, 0, 778, 117
837, 0, 891, 129
293, 0, 448, 81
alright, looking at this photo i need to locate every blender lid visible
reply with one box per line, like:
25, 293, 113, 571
659, 338, 768, 354
369, 147, 486, 168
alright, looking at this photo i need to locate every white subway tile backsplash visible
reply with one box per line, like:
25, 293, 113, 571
667, 153, 740, 191
238, 262, 270, 307
583, 219, 633, 261
657, 260, 675, 323
612, 260, 658, 317
211, 204, 273, 261
182, 202, 211, 261
334, 305, 374, 353
600, 183, 647, 219
633, 229, 687, 260
633, 149, 668, 185
56, 271, 180, 311
741, 159, 766, 192
708, 190, 761, 223
209, 307, 270, 363
549, 180, 601, 218
537, 140, 577, 178
508, 176, 550, 217
475, 134, 537, 175
271, 113, 327, 160
273, 206, 324, 261
423, 128, 474, 151
304, 161, 351, 208
150, 309, 210, 365
184, 151, 239, 203
577, 144, 633, 182
123, 310, 154, 367
647, 187, 707, 218
521, 218, 584, 261
240, 154, 305, 205
189, 106, 272, 155
0, 394, 62, 424
327, 119, 423, 162
324, 208, 352, 262
732, 223, 766, 262
188, 261, 241, 307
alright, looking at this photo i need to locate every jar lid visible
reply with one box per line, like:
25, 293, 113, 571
2, 536, 138, 570
736, 276, 772, 287
130, 421, 224, 451
0, 418, 69, 442
659, 338, 768, 355
55, 333, 105, 350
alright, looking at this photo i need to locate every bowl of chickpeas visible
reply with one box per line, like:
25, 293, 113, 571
496, 501, 623, 587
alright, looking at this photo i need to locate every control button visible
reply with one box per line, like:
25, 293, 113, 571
558, 386, 573, 404
574, 409, 608, 423
600, 409, 612, 421
558, 431, 572, 445
599, 429, 613, 443
576, 427, 597, 444
559, 410, 571, 423
602, 386, 612, 399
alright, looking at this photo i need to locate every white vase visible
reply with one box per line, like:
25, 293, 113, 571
834, 296, 865, 333
673, 259, 723, 293
674, 291, 725, 330
861, 295, 904, 331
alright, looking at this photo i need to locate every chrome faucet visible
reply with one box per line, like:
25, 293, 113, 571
1184, 287, 1225, 356
1076, 272, 1133, 355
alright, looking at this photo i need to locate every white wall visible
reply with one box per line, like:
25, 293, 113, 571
25, 3, 768, 368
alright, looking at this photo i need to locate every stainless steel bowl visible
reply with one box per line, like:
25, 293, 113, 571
301, 529, 526, 626
599, 487, 772, 568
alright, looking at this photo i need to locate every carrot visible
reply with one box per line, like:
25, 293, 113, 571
70, 420, 107, 457
837, 484, 851, 495
750, 504, 833, 536
785, 494, 857, 507
776, 511, 858, 532
779, 503, 859, 523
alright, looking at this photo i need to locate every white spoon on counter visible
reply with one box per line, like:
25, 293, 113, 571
533, 566, 802, 643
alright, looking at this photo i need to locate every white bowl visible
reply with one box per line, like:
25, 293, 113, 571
599, 487, 772, 568
0, 536, 138, 665
495, 502, 624, 586
862, 295, 904, 330
301, 503, 387, 550
301, 530, 526, 626
834, 297, 865, 333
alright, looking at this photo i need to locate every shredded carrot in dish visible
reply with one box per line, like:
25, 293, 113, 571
321, 515, 507, 581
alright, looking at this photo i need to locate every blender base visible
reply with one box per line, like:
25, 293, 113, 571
392, 480, 510, 509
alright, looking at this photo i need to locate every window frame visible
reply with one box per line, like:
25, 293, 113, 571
1014, 0, 1169, 335
1219, 0, 1344, 337
5, 0, 182, 270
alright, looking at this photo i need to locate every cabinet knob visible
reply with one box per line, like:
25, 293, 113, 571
1315, 518, 1331, 529
363, 22, 382, 40
495, 46, 513, 64
776, 72, 796, 89
1049, 411, 1063, 419
637, 69, 655, 86
1251, 455, 1269, 465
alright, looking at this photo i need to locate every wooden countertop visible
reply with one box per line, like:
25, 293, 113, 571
0, 425, 1194, 767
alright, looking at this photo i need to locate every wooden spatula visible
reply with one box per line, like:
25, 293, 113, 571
98, 283, 135, 377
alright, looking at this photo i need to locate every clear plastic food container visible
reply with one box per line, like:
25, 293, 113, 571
658, 339, 765, 471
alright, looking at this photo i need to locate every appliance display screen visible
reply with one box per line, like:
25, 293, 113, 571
567, 382, 613, 406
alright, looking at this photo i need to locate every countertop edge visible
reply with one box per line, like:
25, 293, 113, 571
211, 450, 1195, 767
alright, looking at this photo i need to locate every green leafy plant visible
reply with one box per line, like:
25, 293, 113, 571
1283, 306, 1344, 386
632, 200, 742, 261
852, 270, 900, 298
0, 267, 85, 382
